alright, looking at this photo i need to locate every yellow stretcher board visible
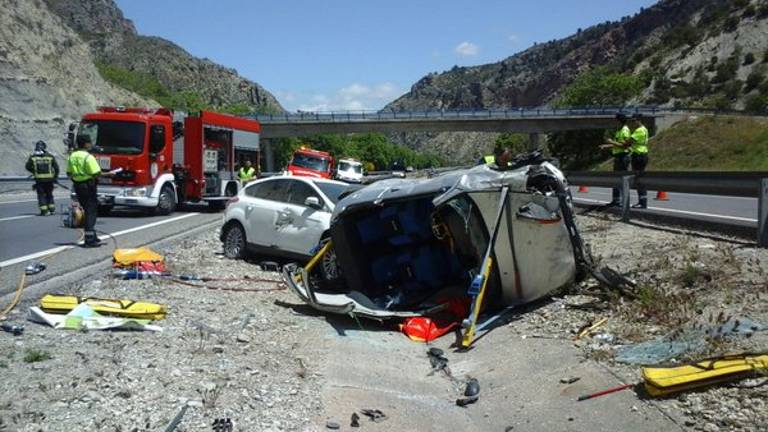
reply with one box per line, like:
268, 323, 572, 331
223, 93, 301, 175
112, 248, 164, 266
39, 294, 167, 320
643, 354, 768, 397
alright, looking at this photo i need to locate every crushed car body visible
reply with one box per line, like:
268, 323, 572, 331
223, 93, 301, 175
283, 154, 588, 321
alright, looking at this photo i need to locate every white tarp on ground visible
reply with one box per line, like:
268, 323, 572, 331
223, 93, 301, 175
28, 304, 162, 332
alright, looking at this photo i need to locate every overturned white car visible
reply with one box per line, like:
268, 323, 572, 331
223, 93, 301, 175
283, 153, 596, 328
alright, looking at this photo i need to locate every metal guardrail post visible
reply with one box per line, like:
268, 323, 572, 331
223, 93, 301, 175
759, 178, 768, 248
621, 175, 633, 222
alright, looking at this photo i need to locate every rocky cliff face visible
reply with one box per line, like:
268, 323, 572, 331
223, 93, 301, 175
386, 0, 768, 164
0, 0, 150, 175
45, 0, 284, 112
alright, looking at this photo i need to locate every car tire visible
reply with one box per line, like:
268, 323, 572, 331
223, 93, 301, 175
155, 184, 176, 216
223, 222, 247, 259
313, 236, 343, 291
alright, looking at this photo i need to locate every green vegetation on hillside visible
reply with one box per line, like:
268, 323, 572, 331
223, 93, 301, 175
549, 67, 645, 169
96, 62, 279, 114
272, 133, 442, 171
636, 116, 768, 170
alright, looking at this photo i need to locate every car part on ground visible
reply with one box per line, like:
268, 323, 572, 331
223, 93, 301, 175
284, 156, 589, 324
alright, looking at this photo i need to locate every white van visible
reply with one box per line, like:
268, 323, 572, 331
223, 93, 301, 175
335, 159, 363, 183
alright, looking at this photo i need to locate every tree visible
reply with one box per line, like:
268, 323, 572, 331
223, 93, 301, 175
744, 95, 767, 113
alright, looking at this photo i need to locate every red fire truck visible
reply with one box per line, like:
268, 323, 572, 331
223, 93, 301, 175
286, 147, 335, 179
69, 107, 261, 214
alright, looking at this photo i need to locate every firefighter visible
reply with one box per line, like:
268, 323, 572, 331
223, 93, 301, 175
627, 113, 650, 208
238, 159, 256, 184
600, 113, 632, 206
25, 140, 60, 216
67, 135, 111, 247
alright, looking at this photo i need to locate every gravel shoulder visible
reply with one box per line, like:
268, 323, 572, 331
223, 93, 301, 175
0, 212, 766, 431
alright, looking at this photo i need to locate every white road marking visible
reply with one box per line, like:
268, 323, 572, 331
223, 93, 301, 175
0, 213, 201, 268
0, 215, 35, 222
572, 198, 757, 223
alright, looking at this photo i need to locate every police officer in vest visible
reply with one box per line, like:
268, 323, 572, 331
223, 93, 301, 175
67, 135, 111, 247
627, 113, 650, 208
238, 159, 256, 184
600, 113, 632, 206
26, 140, 60, 216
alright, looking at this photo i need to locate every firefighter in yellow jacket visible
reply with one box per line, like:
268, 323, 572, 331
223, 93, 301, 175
26, 141, 60, 216
67, 135, 112, 247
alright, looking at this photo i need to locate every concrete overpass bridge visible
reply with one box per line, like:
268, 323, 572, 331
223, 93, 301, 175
249, 106, 698, 170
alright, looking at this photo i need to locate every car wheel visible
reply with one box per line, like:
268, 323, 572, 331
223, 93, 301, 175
223, 223, 246, 259
314, 237, 342, 291
155, 184, 176, 216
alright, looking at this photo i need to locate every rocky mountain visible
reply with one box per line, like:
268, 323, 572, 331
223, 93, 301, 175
0, 0, 151, 176
386, 0, 768, 164
45, 0, 284, 113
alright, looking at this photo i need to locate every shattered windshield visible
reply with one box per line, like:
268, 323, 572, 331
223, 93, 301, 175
338, 161, 362, 173
79, 120, 145, 155
292, 154, 329, 172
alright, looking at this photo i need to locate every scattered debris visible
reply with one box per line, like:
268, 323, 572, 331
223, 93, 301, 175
456, 377, 480, 407
24, 262, 46, 275
259, 261, 280, 272
574, 317, 608, 340
577, 383, 635, 402
350, 412, 360, 428
0, 322, 24, 336
360, 409, 387, 423
560, 377, 581, 384
616, 318, 765, 365
162, 405, 187, 432
326, 419, 341, 429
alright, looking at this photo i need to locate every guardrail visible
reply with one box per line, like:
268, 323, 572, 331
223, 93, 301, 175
251, 106, 757, 123
0, 176, 69, 183
566, 171, 768, 247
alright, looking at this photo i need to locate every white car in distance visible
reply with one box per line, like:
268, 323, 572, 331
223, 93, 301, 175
220, 176, 350, 261
335, 159, 363, 183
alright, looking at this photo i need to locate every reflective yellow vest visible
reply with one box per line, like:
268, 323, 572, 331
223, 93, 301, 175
30, 155, 55, 179
67, 150, 101, 182
612, 125, 631, 155
238, 166, 256, 182
630, 125, 649, 155
483, 155, 495, 165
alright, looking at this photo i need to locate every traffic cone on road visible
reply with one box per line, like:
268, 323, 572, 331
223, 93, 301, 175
654, 191, 669, 201
577, 185, 589, 193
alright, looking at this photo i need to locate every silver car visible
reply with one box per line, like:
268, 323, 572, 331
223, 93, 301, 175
220, 176, 351, 261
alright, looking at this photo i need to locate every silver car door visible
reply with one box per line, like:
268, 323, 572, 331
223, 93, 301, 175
276, 180, 331, 256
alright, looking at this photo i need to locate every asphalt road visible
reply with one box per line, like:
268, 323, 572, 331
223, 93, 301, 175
570, 186, 759, 228
0, 193, 222, 296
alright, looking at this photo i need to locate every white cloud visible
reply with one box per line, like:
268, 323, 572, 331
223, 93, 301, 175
290, 82, 404, 112
455, 41, 479, 57
508, 34, 520, 44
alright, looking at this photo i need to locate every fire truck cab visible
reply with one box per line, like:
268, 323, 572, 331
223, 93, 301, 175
286, 147, 335, 179
71, 107, 261, 214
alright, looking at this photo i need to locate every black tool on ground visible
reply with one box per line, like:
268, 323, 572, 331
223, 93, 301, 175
163, 405, 188, 432
427, 347, 450, 375
1, 323, 24, 336
24, 262, 46, 275
456, 378, 480, 407
211, 418, 233, 432
350, 413, 360, 428
360, 409, 387, 423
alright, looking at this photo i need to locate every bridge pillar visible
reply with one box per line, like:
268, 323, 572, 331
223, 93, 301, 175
528, 133, 541, 151
263, 140, 275, 173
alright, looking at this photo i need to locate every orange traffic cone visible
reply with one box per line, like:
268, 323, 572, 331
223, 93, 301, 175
654, 191, 669, 201
577, 185, 589, 193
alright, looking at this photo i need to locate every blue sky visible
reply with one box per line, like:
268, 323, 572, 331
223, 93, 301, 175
115, 0, 657, 112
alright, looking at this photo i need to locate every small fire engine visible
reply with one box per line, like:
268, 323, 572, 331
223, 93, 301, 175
286, 147, 335, 179
67, 107, 261, 214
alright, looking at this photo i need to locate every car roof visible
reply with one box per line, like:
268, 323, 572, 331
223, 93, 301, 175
256, 175, 348, 187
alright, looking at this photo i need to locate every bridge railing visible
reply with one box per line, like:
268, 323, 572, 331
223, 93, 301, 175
566, 171, 768, 247
251, 106, 754, 123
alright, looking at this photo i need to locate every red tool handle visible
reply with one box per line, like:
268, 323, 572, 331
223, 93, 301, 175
577, 383, 634, 401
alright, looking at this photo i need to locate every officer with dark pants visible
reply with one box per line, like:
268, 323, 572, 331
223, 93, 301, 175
67, 135, 109, 247
600, 114, 631, 206
627, 114, 650, 208
25, 141, 60, 215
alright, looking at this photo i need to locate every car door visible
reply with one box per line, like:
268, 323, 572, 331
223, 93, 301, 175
275, 179, 332, 256
242, 178, 290, 249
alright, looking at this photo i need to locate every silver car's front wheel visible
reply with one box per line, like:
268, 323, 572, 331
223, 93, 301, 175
223, 223, 246, 259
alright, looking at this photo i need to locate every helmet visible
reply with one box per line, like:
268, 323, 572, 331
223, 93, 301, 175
35, 140, 47, 151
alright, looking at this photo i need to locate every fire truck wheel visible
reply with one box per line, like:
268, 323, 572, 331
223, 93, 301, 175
155, 184, 176, 216
223, 222, 246, 259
